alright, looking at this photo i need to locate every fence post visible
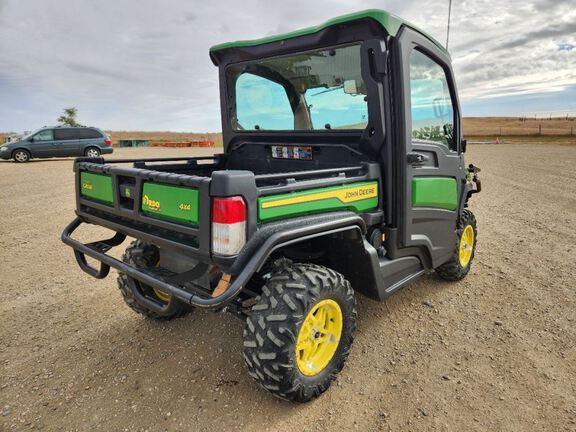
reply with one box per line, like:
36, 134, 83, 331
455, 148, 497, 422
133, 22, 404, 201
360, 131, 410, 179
539, 124, 542, 135
499, 127, 502, 136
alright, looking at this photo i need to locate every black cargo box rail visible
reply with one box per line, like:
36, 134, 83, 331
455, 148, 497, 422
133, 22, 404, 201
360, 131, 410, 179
254, 163, 380, 196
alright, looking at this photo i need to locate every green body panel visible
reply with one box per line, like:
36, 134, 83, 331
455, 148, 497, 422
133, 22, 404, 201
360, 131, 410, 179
80, 172, 114, 205
210, 9, 447, 57
141, 182, 199, 225
412, 177, 457, 210
258, 181, 379, 222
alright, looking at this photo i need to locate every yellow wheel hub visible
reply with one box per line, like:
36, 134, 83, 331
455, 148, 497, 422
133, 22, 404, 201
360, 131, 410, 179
459, 225, 475, 267
296, 299, 343, 376
153, 288, 171, 303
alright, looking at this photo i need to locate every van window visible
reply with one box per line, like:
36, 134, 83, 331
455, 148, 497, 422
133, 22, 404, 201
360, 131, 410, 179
78, 128, 103, 139
33, 129, 54, 141
54, 128, 80, 141
409, 49, 455, 149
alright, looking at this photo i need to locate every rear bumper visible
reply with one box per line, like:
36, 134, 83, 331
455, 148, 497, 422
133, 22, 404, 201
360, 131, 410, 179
61, 217, 245, 309
62, 211, 367, 311
100, 146, 114, 154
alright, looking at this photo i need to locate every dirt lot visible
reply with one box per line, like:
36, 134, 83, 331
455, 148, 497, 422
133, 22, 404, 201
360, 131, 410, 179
1, 145, 575, 431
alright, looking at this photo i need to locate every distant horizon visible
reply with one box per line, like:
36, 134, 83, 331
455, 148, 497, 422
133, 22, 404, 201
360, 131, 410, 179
2, 115, 576, 136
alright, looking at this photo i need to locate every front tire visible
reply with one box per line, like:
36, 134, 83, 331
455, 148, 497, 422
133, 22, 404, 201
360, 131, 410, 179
13, 149, 30, 163
117, 240, 190, 320
436, 209, 477, 281
243, 261, 357, 402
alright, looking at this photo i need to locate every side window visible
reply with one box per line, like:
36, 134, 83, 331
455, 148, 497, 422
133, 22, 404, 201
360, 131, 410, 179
33, 129, 54, 141
235, 73, 293, 130
78, 128, 103, 139
54, 128, 80, 141
409, 49, 455, 149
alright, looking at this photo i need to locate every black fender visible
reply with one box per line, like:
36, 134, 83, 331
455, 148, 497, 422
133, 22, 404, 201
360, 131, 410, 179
226, 211, 366, 275
225, 211, 385, 301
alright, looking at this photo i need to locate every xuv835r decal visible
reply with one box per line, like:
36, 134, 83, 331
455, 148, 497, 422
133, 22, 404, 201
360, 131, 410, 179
258, 181, 378, 221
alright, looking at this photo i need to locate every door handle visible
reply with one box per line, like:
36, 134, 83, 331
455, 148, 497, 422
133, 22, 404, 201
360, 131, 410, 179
407, 152, 429, 164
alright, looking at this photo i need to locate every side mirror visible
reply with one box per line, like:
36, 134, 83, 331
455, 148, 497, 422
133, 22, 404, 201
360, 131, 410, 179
28, 137, 35, 142
461, 139, 467, 153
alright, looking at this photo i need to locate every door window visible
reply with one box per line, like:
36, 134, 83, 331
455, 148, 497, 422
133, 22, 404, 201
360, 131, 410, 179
409, 50, 455, 150
33, 129, 54, 141
54, 128, 80, 141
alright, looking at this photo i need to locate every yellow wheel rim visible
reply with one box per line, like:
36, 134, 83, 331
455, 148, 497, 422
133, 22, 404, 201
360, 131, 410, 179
459, 225, 475, 267
295, 299, 343, 376
153, 288, 171, 303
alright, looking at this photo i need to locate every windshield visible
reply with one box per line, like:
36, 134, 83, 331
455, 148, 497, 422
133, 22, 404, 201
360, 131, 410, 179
227, 44, 368, 131
21, 129, 41, 140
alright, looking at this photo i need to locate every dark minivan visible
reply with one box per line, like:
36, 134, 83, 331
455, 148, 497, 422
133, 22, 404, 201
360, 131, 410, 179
0, 126, 113, 163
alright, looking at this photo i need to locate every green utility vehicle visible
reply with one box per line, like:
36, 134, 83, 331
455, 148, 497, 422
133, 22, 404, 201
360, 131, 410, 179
62, 9, 481, 402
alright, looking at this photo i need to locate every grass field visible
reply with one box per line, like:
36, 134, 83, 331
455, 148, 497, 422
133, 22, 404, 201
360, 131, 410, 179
2, 117, 575, 146
463, 117, 576, 144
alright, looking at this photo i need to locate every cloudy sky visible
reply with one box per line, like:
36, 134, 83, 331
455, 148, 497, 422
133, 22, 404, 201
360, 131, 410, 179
0, 0, 575, 132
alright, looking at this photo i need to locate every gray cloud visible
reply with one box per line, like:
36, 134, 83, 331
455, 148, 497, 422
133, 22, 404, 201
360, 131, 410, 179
63, 62, 135, 82
0, 0, 575, 131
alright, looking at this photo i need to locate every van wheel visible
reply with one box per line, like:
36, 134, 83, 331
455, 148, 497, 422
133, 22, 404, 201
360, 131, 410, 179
117, 240, 191, 320
85, 147, 101, 157
243, 261, 357, 402
436, 209, 477, 281
13, 149, 30, 163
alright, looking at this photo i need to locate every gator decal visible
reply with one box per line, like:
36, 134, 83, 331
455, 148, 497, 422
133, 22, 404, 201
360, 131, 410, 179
258, 181, 378, 221
80, 172, 114, 205
412, 177, 457, 210
141, 182, 199, 225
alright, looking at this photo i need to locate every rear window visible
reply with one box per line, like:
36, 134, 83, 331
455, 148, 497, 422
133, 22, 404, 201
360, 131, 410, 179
78, 128, 103, 139
54, 128, 80, 140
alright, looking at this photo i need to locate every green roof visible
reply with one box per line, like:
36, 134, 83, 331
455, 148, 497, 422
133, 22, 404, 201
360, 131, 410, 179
209, 9, 448, 56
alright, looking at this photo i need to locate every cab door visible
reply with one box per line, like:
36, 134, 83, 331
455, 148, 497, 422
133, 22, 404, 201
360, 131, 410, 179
393, 27, 465, 268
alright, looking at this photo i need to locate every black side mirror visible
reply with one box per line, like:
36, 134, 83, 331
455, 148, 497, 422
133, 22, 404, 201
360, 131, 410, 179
28, 137, 35, 142
461, 139, 467, 153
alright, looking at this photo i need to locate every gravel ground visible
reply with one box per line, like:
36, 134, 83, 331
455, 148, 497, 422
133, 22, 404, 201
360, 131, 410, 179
1, 145, 575, 431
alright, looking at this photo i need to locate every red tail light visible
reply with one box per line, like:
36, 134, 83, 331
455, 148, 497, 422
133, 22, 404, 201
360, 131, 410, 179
212, 196, 246, 255
104, 137, 111, 145
212, 197, 246, 224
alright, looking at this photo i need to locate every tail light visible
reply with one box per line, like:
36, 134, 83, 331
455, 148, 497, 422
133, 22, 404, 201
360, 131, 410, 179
212, 196, 246, 255
104, 137, 112, 145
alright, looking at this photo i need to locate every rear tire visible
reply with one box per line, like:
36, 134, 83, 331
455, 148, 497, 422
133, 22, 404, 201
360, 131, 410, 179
243, 261, 357, 402
436, 209, 477, 281
13, 149, 30, 163
84, 147, 101, 157
117, 240, 190, 320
